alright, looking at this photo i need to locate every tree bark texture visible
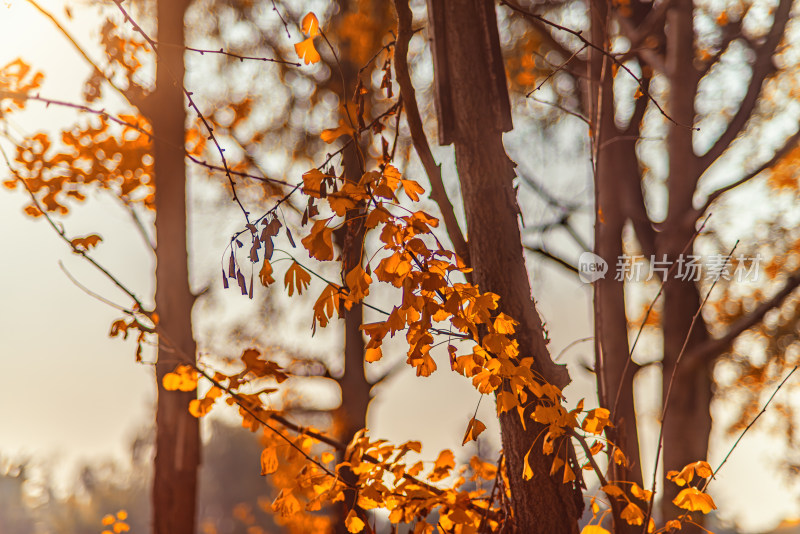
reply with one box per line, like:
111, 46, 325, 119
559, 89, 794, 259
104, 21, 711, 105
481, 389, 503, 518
151, 1, 200, 533
430, 1, 583, 531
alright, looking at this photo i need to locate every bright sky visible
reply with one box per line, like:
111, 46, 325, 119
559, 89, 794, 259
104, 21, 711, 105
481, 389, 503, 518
1, 1, 799, 532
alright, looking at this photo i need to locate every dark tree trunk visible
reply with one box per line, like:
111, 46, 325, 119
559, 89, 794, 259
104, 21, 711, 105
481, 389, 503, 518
333, 141, 371, 533
658, 0, 712, 523
588, 3, 646, 532
151, 1, 200, 533
430, 1, 583, 531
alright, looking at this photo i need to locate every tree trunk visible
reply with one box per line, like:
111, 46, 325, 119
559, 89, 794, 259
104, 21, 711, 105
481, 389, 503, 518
151, 1, 200, 533
658, 0, 712, 523
333, 141, 371, 533
589, 4, 646, 531
431, 1, 583, 530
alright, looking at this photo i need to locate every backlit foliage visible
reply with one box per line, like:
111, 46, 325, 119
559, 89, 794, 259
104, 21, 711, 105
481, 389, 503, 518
5, 1, 788, 531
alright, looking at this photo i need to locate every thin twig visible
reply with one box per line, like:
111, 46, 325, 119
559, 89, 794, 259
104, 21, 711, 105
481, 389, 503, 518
642, 240, 740, 531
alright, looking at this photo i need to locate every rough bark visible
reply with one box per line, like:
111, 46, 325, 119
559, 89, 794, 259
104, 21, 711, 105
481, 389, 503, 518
151, 1, 200, 533
432, 0, 582, 531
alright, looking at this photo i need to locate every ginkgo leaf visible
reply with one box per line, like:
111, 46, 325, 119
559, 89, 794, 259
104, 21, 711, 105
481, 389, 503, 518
301, 12, 320, 36
620, 502, 644, 526
345, 509, 365, 533
365, 346, 382, 362
428, 449, 455, 482
461, 417, 486, 445
672, 487, 716, 514
71, 234, 103, 251
321, 120, 355, 143
581, 526, 611, 534
582, 408, 611, 434
301, 219, 334, 261
259, 258, 275, 286
401, 178, 424, 201
284, 261, 311, 296
295, 37, 320, 65
260, 447, 279, 475
302, 169, 327, 198
522, 445, 534, 480
667, 460, 713, 487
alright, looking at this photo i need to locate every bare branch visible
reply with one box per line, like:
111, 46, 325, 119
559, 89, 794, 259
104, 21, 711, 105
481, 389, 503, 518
698, 0, 793, 170
523, 245, 579, 274
695, 126, 800, 218
500, 0, 693, 130
393, 0, 470, 268
686, 270, 800, 368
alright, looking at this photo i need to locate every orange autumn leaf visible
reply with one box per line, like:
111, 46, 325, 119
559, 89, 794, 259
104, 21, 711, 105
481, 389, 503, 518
428, 449, 455, 482
162, 364, 198, 392
259, 258, 275, 286
71, 234, 103, 251
321, 119, 355, 143
344, 509, 365, 533
302, 168, 327, 198
301, 12, 320, 37
260, 447, 279, 475
365, 346, 382, 362
284, 261, 312, 296
345, 265, 372, 303
313, 283, 342, 329
581, 527, 611, 534
461, 417, 487, 445
295, 38, 320, 65
620, 502, 645, 526
522, 445, 534, 480
301, 219, 334, 261
666, 460, 713, 487
400, 178, 425, 201
582, 408, 611, 434
672, 487, 716, 514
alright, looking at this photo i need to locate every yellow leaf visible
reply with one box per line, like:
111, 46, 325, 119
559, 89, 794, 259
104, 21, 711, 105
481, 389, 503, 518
284, 261, 311, 296
102, 515, 115, 526
295, 37, 320, 65
602, 484, 626, 499
581, 526, 611, 534
522, 445, 534, 480
70, 234, 103, 251
345, 266, 372, 303
302, 169, 327, 198
301, 12, 320, 36
461, 417, 487, 445
429, 449, 455, 482
260, 447, 279, 475
321, 119, 355, 143
672, 487, 716, 514
401, 178, 424, 201
301, 219, 334, 261
345, 509, 365, 533
188, 398, 214, 418
582, 408, 611, 434
667, 461, 713, 487
365, 346, 382, 362
259, 258, 275, 286
621, 502, 644, 526
116, 511, 128, 521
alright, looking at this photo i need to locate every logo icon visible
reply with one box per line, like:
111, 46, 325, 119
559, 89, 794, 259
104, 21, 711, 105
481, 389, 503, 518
578, 252, 608, 283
